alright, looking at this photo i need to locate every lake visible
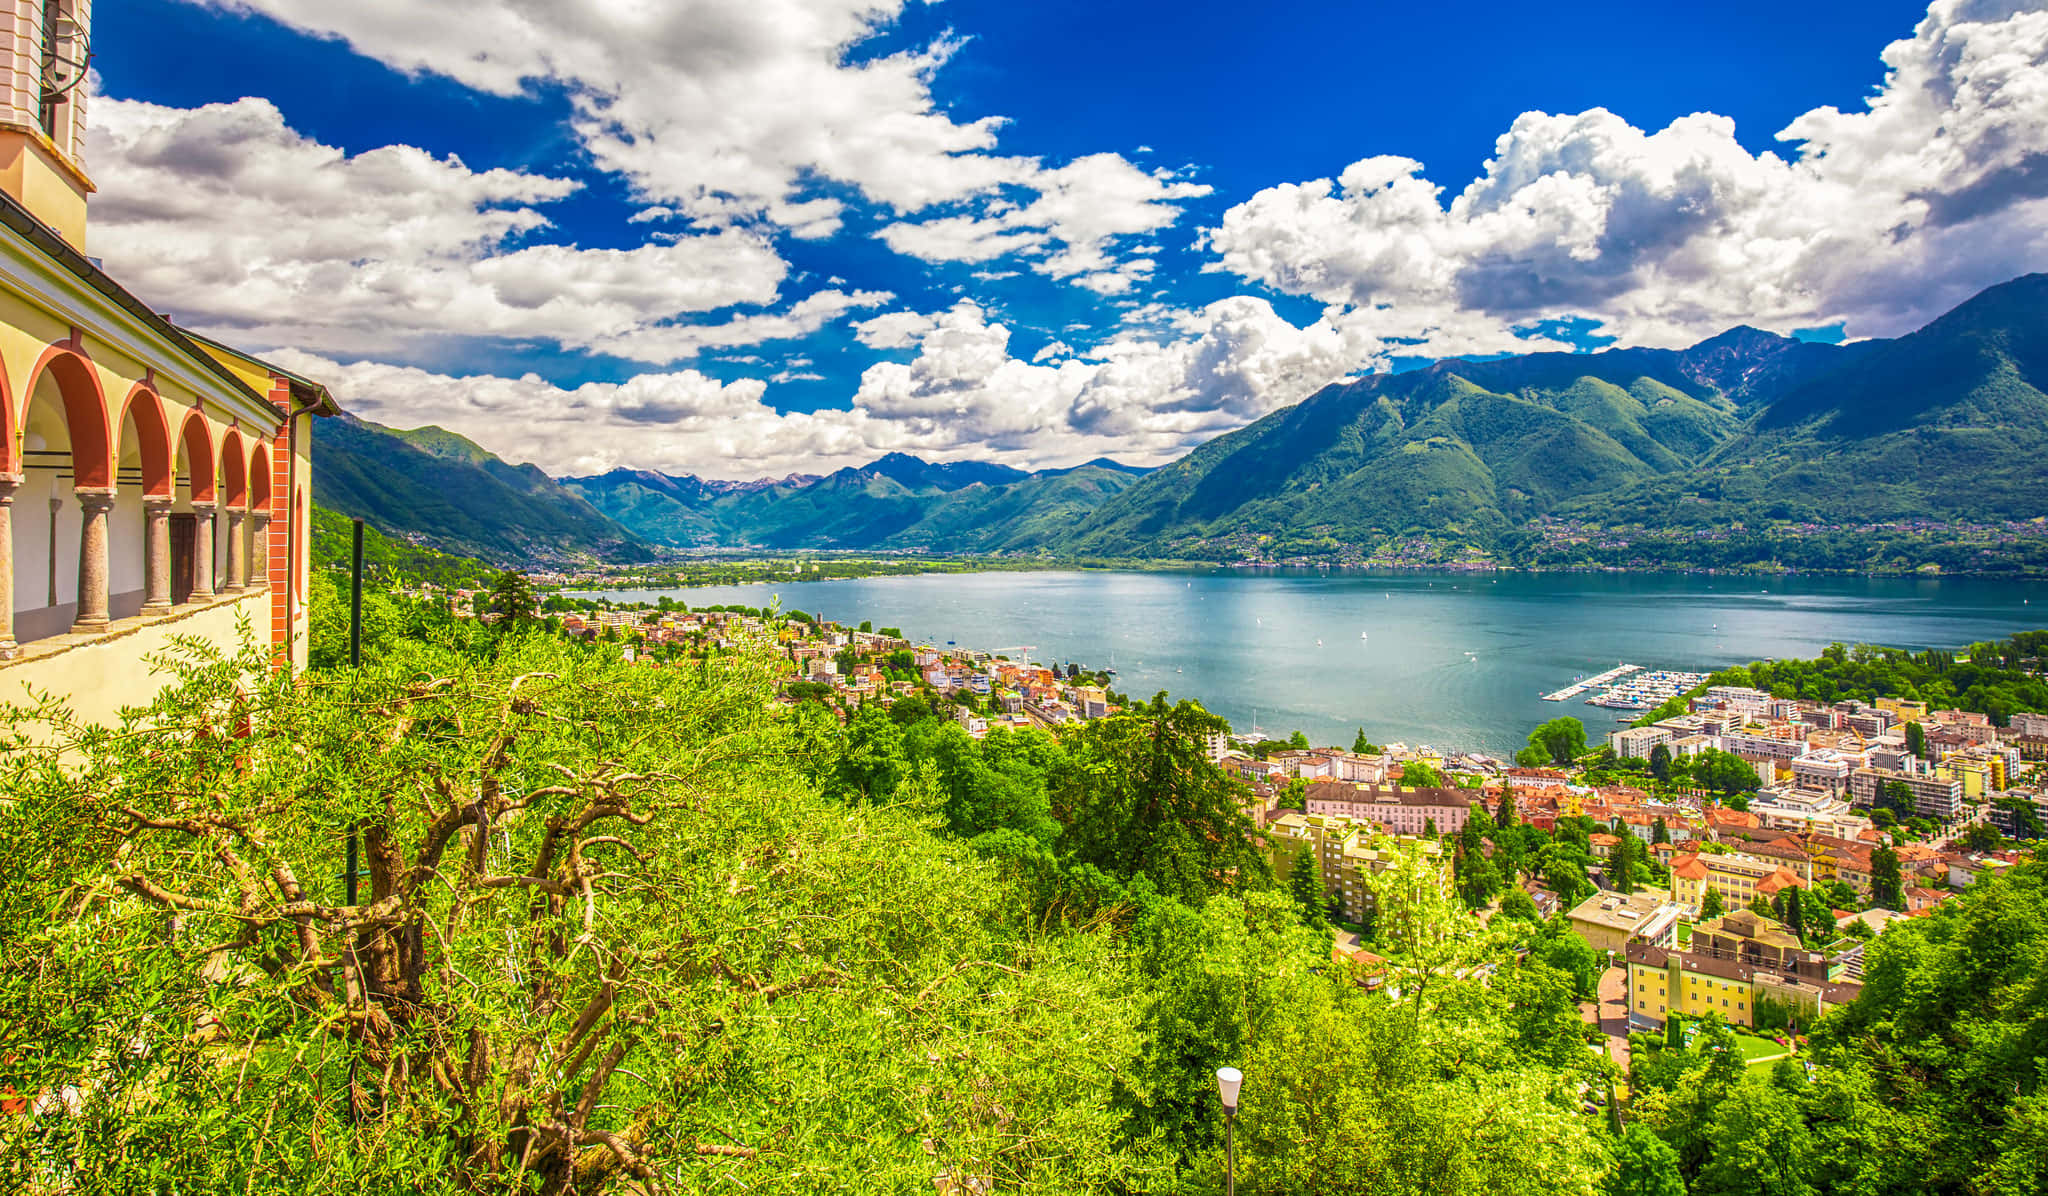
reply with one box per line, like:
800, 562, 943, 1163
576, 570, 2048, 755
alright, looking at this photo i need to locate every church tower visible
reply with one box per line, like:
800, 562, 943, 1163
0, 0, 91, 249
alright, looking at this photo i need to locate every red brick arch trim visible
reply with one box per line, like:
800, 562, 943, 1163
116, 383, 176, 497
21, 343, 111, 489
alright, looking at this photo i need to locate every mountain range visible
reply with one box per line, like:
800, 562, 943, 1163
310, 273, 2048, 571
560, 453, 1150, 552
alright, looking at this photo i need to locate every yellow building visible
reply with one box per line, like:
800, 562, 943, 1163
1876, 697, 1930, 722
0, 1, 335, 728
1668, 850, 1804, 912
1265, 811, 1446, 924
1625, 910, 1862, 1030
1565, 889, 1684, 955
1937, 753, 2006, 799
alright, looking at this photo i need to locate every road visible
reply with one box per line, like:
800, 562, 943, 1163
1580, 965, 1632, 1072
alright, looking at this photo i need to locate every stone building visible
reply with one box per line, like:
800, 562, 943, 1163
0, 0, 335, 726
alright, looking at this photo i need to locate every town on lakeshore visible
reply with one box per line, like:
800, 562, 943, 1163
417, 580, 2043, 1036
7, 0, 2048, 1192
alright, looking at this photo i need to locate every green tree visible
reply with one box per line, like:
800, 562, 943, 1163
1053, 694, 1268, 905
1905, 721, 1927, 759
1605, 834, 1637, 895
1538, 841, 1594, 908
1878, 780, 1917, 819
827, 702, 909, 805
0, 636, 1156, 1194
1694, 749, 1762, 796
484, 568, 539, 625
1522, 717, 1589, 767
1288, 729, 1310, 749
1701, 886, 1725, 920
1649, 742, 1674, 783
1960, 823, 2004, 853
1695, 1075, 1818, 1196
1871, 844, 1904, 910
1399, 760, 1445, 788
1352, 727, 1378, 754
1996, 797, 2045, 840
1533, 921, 1601, 1001
1496, 887, 1540, 922
1652, 816, 1669, 845
1287, 844, 1327, 928
1230, 919, 1607, 1194
1455, 841, 1502, 910
889, 694, 935, 726
1604, 1123, 1687, 1196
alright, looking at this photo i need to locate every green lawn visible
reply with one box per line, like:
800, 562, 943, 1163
1733, 1031, 1792, 1066
1677, 921, 1694, 947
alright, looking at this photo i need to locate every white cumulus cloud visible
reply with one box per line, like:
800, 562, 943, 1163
1207, 0, 2048, 348
88, 96, 797, 361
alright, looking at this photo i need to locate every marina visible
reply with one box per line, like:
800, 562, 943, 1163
1584, 669, 1711, 711
1542, 663, 1639, 702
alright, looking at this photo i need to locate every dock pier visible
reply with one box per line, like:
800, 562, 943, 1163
1542, 663, 1639, 702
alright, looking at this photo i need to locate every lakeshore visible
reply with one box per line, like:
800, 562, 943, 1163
567, 568, 2048, 757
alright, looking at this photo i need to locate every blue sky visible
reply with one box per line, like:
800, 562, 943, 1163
82, 0, 2048, 477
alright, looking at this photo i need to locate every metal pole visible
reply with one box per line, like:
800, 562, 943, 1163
350, 518, 364, 668
1225, 1110, 1236, 1196
346, 518, 363, 908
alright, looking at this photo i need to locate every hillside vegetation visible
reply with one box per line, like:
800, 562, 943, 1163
3, 614, 2043, 1192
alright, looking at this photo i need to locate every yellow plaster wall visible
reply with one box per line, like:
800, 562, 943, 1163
1568, 920, 1632, 956
0, 589, 271, 730
0, 130, 89, 249
191, 341, 278, 397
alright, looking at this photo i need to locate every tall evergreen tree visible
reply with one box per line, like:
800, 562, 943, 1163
1605, 834, 1636, 895
1871, 845, 1904, 910
1287, 843, 1326, 928
1649, 742, 1674, 782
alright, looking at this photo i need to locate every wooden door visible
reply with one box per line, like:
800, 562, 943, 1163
170, 513, 196, 604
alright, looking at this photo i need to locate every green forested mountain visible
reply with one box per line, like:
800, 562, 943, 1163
312, 414, 652, 566
1054, 274, 2048, 565
564, 454, 1149, 551
1570, 272, 2048, 530
315, 274, 2048, 570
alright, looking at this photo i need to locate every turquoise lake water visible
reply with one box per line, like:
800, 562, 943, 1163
579, 570, 2048, 756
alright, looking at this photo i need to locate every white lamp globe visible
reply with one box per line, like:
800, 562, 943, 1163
1216, 1066, 1243, 1110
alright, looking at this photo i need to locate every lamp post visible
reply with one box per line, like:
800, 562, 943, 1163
1216, 1066, 1243, 1196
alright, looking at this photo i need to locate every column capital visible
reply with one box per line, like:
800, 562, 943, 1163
0, 472, 20, 501
190, 499, 218, 514
74, 487, 116, 514
143, 493, 175, 512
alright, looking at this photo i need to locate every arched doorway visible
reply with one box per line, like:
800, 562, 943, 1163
248, 439, 273, 591
12, 346, 112, 643
114, 385, 173, 618
173, 409, 218, 604
218, 428, 248, 593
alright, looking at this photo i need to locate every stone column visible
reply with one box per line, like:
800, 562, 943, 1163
46, 496, 60, 607
250, 513, 272, 589
142, 495, 173, 615
223, 508, 247, 593
0, 474, 19, 659
190, 501, 216, 601
71, 488, 115, 634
